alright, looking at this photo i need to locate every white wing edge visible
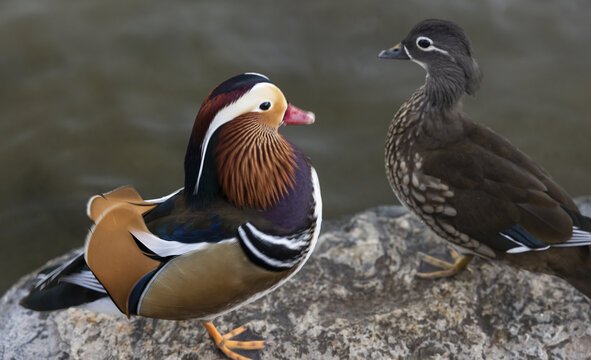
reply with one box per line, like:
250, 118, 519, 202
129, 228, 237, 258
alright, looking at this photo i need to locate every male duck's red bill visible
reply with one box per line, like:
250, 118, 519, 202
283, 103, 315, 125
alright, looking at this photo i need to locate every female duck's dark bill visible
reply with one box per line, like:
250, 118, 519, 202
378, 43, 410, 60
283, 104, 315, 125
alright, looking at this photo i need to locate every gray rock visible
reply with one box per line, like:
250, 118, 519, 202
2, 200, 591, 360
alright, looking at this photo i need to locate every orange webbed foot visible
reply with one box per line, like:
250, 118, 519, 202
202, 321, 265, 360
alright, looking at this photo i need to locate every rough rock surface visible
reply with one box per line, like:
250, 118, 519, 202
2, 199, 591, 360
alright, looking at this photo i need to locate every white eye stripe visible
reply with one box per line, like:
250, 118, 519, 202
416, 36, 450, 56
416, 36, 433, 48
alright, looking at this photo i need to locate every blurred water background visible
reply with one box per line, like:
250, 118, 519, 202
1, 0, 590, 295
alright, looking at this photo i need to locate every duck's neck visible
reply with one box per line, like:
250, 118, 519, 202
423, 66, 466, 110
262, 146, 313, 232
407, 82, 469, 150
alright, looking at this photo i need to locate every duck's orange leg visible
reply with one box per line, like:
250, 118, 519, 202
202, 321, 265, 360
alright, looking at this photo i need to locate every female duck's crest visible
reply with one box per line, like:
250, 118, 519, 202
184, 73, 315, 210
380, 19, 482, 108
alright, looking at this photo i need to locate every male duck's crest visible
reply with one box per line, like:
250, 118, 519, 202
184, 73, 315, 210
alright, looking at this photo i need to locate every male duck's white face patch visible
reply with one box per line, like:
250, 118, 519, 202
194, 82, 286, 195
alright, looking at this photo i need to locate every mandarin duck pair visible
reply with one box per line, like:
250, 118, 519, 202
21, 19, 591, 360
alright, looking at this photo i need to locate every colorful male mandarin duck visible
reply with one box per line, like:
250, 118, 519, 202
379, 19, 591, 297
21, 73, 322, 360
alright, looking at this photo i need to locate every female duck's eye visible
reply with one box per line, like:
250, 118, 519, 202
259, 101, 271, 111
417, 37, 432, 49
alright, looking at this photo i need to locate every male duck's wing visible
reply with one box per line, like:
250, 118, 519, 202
414, 121, 591, 256
19, 251, 119, 314
23, 185, 314, 317
20, 187, 241, 316
20, 186, 155, 314
84, 186, 246, 315
140, 193, 241, 254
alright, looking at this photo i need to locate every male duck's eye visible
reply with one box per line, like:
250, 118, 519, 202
417, 38, 432, 49
259, 101, 271, 111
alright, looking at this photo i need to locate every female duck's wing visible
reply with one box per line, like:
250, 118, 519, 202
414, 121, 591, 256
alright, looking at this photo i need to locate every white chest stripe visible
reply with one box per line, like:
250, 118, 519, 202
237, 167, 322, 270
302, 167, 323, 265
238, 227, 302, 269
243, 222, 309, 250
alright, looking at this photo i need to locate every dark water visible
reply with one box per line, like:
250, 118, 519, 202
1, 0, 590, 295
